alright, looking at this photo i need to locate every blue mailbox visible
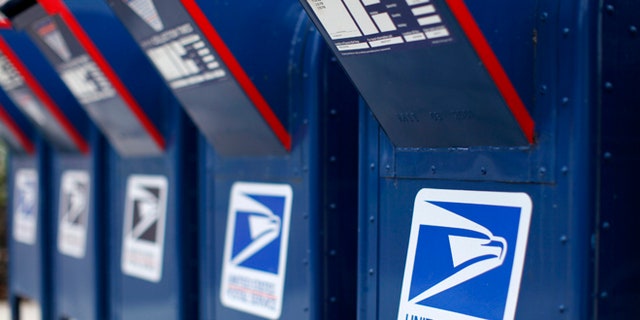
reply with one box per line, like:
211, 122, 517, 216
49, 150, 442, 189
0, 27, 106, 320
0, 23, 103, 320
105, 0, 360, 319
2, 0, 199, 319
0, 76, 45, 320
301, 0, 640, 319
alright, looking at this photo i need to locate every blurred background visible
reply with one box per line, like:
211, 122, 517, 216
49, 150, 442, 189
0, 142, 8, 301
0, 142, 9, 318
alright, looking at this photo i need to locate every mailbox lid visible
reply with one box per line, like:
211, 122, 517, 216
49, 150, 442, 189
106, 0, 312, 155
0, 30, 89, 153
3, 0, 168, 156
300, 0, 536, 148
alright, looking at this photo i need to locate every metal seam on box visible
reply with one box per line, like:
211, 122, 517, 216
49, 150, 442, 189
446, 0, 535, 143
0, 104, 34, 153
0, 34, 89, 153
180, 0, 292, 151
38, 0, 166, 151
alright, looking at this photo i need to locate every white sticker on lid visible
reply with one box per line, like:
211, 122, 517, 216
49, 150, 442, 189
145, 24, 227, 89
36, 18, 71, 62
425, 26, 450, 39
307, 0, 363, 40
417, 14, 442, 26
0, 53, 24, 91
371, 12, 397, 32
60, 55, 117, 104
123, 0, 164, 32
306, 0, 453, 55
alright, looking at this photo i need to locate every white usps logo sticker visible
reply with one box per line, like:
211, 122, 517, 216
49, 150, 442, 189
13, 169, 38, 245
121, 175, 168, 282
398, 188, 532, 320
57, 170, 90, 258
220, 182, 293, 319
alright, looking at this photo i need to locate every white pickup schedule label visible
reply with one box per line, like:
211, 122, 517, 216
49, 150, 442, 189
0, 54, 24, 90
142, 23, 227, 90
306, 0, 454, 55
60, 55, 116, 105
308, 0, 363, 39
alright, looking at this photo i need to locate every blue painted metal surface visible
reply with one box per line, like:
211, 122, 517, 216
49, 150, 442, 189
105, 108, 198, 320
1, 0, 199, 318
353, 0, 601, 319
1, 78, 44, 319
596, 0, 640, 317
7, 137, 50, 320
0, 53, 41, 320
57, 2, 200, 319
199, 39, 359, 320
1, 0, 637, 319
193, 1, 360, 318
48, 132, 105, 320
0, 26, 106, 320
102, 0, 360, 317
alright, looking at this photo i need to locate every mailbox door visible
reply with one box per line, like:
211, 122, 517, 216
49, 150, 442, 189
199, 28, 360, 319
50, 131, 105, 320
107, 106, 198, 320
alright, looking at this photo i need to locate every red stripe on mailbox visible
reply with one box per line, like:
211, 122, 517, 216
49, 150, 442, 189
180, 0, 292, 152
0, 19, 11, 29
0, 35, 89, 153
0, 105, 35, 154
446, 0, 535, 144
39, 0, 166, 151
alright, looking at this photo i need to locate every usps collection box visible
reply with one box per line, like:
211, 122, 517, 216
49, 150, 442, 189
1, 0, 639, 319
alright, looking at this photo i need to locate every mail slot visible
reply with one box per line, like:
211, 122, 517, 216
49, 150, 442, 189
300, 0, 638, 319
105, 0, 360, 318
1, 0, 199, 319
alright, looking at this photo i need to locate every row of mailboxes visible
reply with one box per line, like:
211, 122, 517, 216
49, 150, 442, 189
1, 0, 639, 319
0, 0, 359, 319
